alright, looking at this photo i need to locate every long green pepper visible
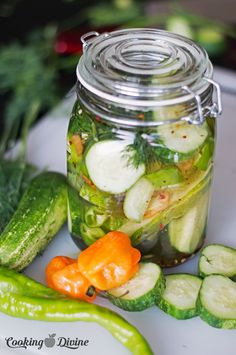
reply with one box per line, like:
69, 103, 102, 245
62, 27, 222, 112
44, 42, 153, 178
0, 267, 153, 355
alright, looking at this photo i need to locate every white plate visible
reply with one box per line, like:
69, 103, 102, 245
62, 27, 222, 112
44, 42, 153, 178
1, 89, 236, 355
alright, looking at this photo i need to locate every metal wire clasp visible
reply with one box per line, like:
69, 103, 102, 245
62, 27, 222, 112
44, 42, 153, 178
204, 77, 222, 117
182, 77, 222, 125
81, 31, 100, 49
182, 86, 204, 125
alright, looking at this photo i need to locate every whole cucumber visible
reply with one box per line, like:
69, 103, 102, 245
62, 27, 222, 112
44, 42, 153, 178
0, 172, 67, 270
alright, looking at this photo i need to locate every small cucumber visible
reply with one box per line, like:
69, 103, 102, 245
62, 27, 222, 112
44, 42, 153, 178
156, 274, 202, 319
85, 140, 145, 194
199, 244, 236, 278
123, 178, 154, 222
0, 172, 67, 271
108, 262, 165, 311
197, 275, 236, 329
169, 191, 209, 254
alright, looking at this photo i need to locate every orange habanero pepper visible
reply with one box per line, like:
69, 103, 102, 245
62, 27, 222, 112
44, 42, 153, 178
46, 256, 96, 301
77, 231, 141, 290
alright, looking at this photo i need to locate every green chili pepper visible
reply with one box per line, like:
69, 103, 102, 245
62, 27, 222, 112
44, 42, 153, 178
80, 223, 105, 245
194, 139, 214, 171
84, 206, 107, 227
0, 267, 153, 355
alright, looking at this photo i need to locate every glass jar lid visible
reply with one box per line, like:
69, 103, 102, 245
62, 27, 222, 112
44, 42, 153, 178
76, 28, 222, 126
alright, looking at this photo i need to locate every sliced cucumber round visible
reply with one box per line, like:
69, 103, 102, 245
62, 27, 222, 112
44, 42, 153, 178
123, 178, 155, 222
119, 166, 212, 239
197, 275, 236, 328
156, 274, 202, 319
85, 140, 145, 194
169, 191, 209, 254
199, 244, 236, 278
108, 262, 165, 312
156, 121, 208, 163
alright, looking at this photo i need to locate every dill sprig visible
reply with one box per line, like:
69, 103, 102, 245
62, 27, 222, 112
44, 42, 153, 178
124, 134, 157, 169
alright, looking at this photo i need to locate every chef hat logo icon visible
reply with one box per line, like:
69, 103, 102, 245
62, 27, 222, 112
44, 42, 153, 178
44, 334, 56, 348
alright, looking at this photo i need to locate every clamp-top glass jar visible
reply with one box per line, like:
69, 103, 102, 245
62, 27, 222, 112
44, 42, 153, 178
67, 28, 222, 267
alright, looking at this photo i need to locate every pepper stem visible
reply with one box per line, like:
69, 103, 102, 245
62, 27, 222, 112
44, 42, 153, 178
86, 286, 96, 297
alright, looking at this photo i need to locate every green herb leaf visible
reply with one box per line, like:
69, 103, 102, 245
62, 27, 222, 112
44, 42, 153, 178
69, 103, 115, 142
124, 134, 157, 169
0, 27, 59, 154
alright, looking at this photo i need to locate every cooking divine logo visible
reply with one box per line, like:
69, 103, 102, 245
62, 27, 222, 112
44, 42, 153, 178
5, 333, 90, 350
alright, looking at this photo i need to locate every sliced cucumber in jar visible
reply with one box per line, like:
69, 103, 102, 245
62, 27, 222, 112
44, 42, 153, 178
199, 244, 236, 278
85, 140, 145, 194
156, 274, 202, 319
197, 275, 236, 329
156, 121, 208, 163
119, 167, 212, 239
169, 191, 209, 254
123, 178, 155, 222
108, 262, 165, 311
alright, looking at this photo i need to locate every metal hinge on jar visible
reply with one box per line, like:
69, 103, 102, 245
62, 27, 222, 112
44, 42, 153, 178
183, 78, 222, 125
81, 31, 104, 49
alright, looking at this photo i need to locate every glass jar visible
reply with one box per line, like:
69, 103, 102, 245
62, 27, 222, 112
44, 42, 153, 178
67, 28, 222, 267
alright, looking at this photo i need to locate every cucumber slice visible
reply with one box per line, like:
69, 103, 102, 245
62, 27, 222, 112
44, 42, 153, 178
85, 140, 145, 194
199, 244, 236, 278
120, 166, 212, 238
108, 262, 165, 311
169, 191, 209, 254
156, 274, 202, 319
157, 121, 208, 158
124, 178, 155, 222
197, 275, 236, 328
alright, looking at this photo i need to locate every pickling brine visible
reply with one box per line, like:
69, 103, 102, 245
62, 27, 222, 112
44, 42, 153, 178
67, 29, 221, 266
